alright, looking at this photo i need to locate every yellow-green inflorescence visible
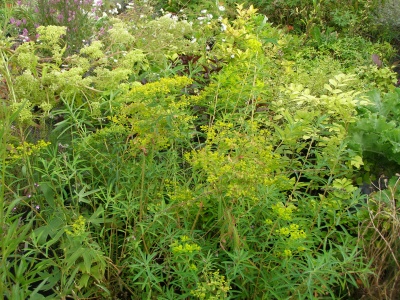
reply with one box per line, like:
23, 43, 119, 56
265, 202, 308, 258
190, 270, 231, 299
7, 140, 51, 161
65, 215, 86, 237
170, 235, 201, 254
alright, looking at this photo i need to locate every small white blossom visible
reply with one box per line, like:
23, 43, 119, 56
201, 9, 207, 14
221, 23, 227, 31
219, 5, 225, 11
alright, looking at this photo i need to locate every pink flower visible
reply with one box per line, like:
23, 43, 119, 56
20, 28, 30, 41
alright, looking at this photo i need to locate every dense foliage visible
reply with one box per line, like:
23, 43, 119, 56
1, 0, 400, 299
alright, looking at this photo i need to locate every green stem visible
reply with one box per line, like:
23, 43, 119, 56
139, 152, 146, 223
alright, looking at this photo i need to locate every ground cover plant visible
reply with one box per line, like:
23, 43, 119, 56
1, 0, 400, 299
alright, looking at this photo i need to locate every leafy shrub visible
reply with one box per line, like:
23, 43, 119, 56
244, 0, 383, 37
371, 0, 400, 43
349, 89, 400, 175
1, 2, 398, 299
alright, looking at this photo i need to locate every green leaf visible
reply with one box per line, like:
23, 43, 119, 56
329, 79, 337, 87
78, 273, 90, 288
75, 186, 100, 204
87, 205, 105, 226
39, 182, 55, 208
33, 214, 64, 245
324, 84, 333, 92
67, 246, 86, 268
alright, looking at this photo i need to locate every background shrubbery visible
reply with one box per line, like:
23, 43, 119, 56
1, 0, 400, 299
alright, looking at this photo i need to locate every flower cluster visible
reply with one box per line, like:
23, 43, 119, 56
185, 120, 294, 204
170, 236, 201, 254
276, 224, 307, 240
271, 202, 297, 221
165, 180, 195, 207
190, 270, 230, 299
7, 140, 51, 161
66, 215, 86, 237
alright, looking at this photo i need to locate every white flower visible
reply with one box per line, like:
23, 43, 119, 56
218, 5, 225, 11
207, 14, 213, 19
201, 9, 207, 14
230, 54, 235, 58
197, 16, 205, 20
191, 37, 197, 43
221, 23, 227, 31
